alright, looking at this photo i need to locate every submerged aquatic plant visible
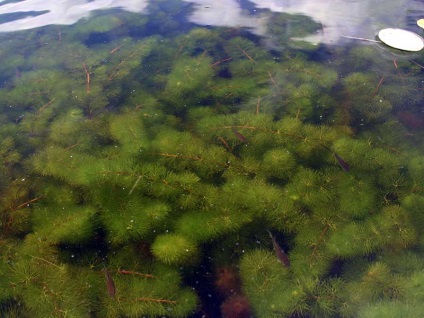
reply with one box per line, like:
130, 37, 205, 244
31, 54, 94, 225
0, 5, 423, 318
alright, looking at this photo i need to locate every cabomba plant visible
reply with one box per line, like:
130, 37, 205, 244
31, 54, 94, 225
0, 5, 424, 318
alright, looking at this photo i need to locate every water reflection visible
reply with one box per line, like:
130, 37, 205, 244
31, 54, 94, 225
0, 1, 423, 318
0, 0, 422, 46
184, 0, 423, 44
0, 0, 149, 32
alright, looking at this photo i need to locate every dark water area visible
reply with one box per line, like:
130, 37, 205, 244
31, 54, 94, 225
0, 0, 423, 317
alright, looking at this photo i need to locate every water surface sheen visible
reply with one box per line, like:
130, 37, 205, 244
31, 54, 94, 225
0, 1, 423, 317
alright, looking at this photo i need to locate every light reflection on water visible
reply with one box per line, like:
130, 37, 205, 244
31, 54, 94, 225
0, 1, 423, 317
1, 0, 423, 45
0, 0, 149, 32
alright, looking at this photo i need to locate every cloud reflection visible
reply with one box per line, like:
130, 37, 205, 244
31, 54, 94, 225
0, 0, 149, 32
182, 0, 265, 32
0, 0, 421, 46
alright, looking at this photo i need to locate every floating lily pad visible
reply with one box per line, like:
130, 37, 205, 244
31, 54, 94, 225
418, 19, 424, 29
378, 28, 424, 52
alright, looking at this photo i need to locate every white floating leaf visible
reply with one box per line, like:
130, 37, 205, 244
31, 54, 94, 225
378, 28, 424, 52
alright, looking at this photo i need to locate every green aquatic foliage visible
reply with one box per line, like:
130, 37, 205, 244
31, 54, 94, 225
27, 41, 103, 71
401, 194, 424, 240
30, 146, 99, 186
261, 148, 297, 179
358, 301, 424, 318
151, 127, 230, 178
172, 28, 221, 57
0, 179, 33, 237
32, 205, 98, 245
408, 155, 424, 185
341, 72, 393, 125
96, 264, 198, 318
239, 250, 294, 317
0, 136, 21, 174
0, 9, 423, 318
3, 235, 92, 318
65, 10, 148, 44
338, 175, 377, 218
0, 52, 26, 83
3, 70, 68, 132
336, 45, 388, 73
100, 196, 170, 246
331, 137, 400, 173
403, 270, 424, 303
74, 13, 126, 36
109, 110, 150, 155
327, 205, 417, 258
264, 56, 339, 121
340, 254, 424, 317
224, 37, 270, 63
5, 95, 419, 317
175, 177, 279, 243
151, 233, 198, 265
144, 0, 191, 38
161, 55, 215, 111
266, 12, 321, 49
240, 250, 347, 318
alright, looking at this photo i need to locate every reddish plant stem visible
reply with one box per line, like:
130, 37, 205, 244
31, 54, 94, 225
135, 297, 176, 305
371, 76, 385, 97
217, 136, 232, 152
117, 269, 154, 278
237, 45, 255, 62
211, 57, 232, 66
12, 195, 44, 212
38, 99, 56, 114
82, 63, 90, 94
110, 43, 126, 54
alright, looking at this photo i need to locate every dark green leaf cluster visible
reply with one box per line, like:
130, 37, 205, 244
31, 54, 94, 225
0, 6, 423, 318
266, 12, 322, 50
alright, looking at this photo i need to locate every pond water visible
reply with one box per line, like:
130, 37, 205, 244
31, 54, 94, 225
0, 1, 423, 317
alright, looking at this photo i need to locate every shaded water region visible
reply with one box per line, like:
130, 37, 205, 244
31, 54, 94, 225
0, 0, 423, 317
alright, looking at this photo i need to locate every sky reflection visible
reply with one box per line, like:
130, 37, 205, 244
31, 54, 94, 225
0, 0, 149, 32
0, 0, 422, 46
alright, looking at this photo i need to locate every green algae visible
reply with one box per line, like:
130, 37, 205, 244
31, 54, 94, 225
0, 5, 423, 318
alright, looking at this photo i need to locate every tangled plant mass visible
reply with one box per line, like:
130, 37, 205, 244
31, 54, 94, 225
0, 2, 424, 317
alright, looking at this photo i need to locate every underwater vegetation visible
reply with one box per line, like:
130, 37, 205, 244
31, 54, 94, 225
0, 3, 424, 318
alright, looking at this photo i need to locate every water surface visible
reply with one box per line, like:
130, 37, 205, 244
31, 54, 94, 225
0, 1, 423, 317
